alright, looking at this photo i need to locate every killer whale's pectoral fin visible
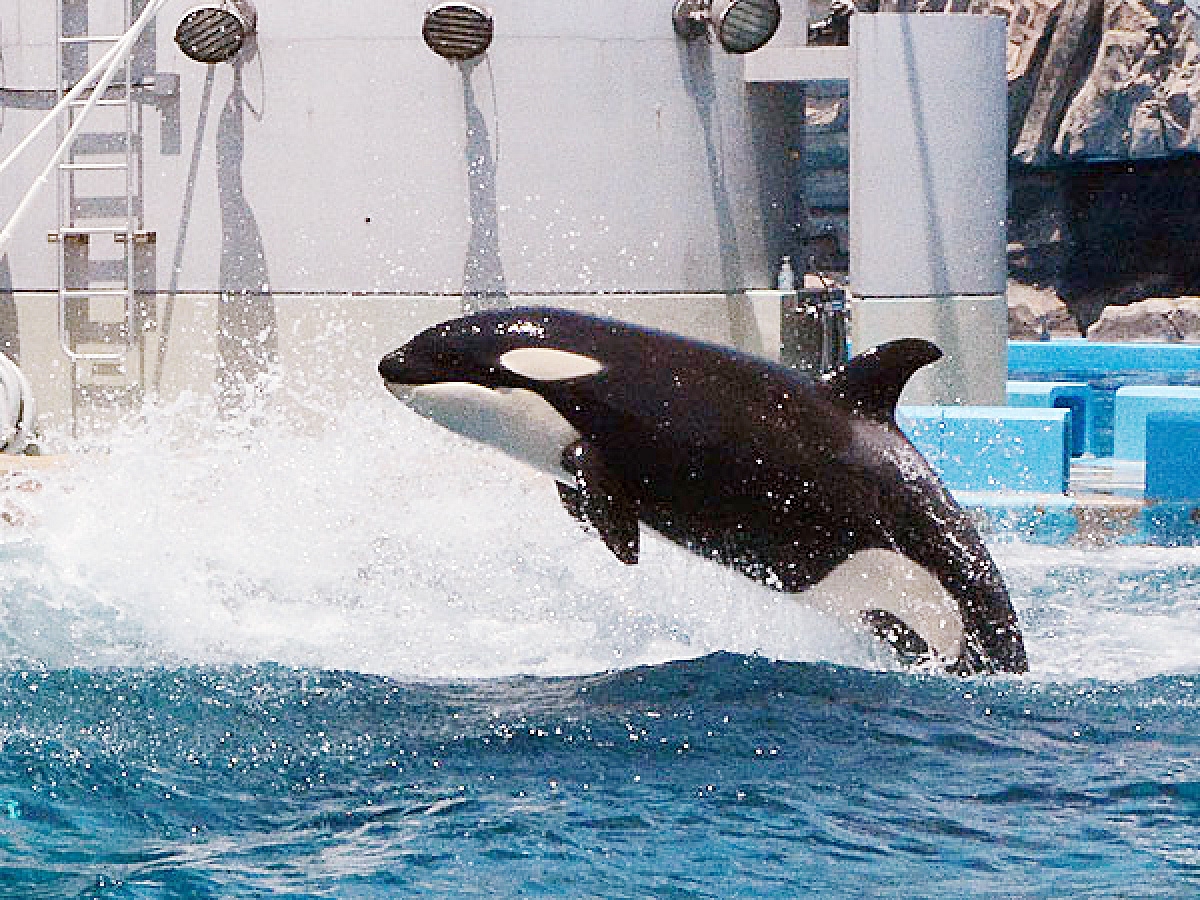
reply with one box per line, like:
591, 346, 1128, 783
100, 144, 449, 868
558, 440, 640, 565
557, 480, 587, 523
861, 609, 933, 667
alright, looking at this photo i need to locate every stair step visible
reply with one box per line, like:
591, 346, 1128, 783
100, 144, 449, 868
60, 162, 128, 171
58, 226, 132, 234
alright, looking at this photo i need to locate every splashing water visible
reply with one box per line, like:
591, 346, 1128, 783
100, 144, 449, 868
0, 378, 881, 678
0, 373, 1198, 683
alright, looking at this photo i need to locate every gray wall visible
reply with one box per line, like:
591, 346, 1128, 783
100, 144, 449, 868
0, 0, 785, 297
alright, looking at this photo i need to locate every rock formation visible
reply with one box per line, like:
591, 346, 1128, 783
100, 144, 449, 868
1086, 294, 1200, 339
1000, 0, 1200, 336
1007, 281, 1082, 337
1009, 0, 1200, 164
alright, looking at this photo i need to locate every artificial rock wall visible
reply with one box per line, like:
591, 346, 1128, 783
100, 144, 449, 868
1001, 0, 1200, 333
1010, 0, 1200, 165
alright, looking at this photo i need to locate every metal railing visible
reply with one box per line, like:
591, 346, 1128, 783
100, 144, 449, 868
0, 0, 167, 362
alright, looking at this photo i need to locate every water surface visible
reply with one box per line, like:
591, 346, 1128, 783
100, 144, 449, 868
0, 384, 1196, 897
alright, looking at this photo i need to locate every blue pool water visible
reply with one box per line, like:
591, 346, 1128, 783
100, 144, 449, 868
1, 386, 1199, 898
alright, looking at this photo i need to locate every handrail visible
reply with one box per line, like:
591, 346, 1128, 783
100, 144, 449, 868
0, 0, 168, 257
0, 46, 121, 183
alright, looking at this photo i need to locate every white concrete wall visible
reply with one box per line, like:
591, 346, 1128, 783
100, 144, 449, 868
0, 0, 784, 295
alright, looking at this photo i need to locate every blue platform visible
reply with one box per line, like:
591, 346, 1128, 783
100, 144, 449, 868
1008, 341, 1200, 457
1009, 340, 1200, 380
898, 406, 1070, 494
1006, 380, 1092, 456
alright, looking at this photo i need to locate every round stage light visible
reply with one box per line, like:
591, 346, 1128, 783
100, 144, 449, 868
175, 3, 257, 64
712, 0, 781, 54
422, 3, 494, 61
672, 0, 781, 54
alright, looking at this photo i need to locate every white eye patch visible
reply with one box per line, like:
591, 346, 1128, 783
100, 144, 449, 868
499, 348, 606, 381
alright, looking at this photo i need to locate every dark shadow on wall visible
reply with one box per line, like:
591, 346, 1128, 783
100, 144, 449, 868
216, 57, 277, 411
461, 59, 508, 314
158, 67, 217, 389
678, 40, 745, 295
678, 40, 760, 348
0, 256, 17, 363
899, 19, 950, 298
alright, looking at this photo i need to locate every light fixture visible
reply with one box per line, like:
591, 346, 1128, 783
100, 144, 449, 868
672, 0, 781, 54
422, 3, 494, 61
175, 1, 257, 64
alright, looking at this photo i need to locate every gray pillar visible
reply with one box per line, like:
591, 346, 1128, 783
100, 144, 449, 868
849, 14, 1007, 405
773, 0, 812, 46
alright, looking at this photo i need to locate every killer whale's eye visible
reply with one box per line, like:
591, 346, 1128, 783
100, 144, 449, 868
499, 348, 606, 381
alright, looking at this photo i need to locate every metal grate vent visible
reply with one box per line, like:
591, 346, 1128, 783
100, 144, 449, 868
422, 3, 494, 60
712, 0, 781, 53
175, 5, 255, 64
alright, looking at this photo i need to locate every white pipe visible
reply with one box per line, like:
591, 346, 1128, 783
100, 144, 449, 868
0, 352, 36, 454
0, 0, 169, 255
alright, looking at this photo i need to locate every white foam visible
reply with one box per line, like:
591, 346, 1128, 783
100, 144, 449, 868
993, 542, 1200, 681
0, 378, 875, 678
3, 376, 1197, 682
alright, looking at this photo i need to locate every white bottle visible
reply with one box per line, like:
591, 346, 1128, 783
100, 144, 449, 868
776, 255, 796, 292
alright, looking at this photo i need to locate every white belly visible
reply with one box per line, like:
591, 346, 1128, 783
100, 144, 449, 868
804, 547, 965, 665
396, 382, 581, 482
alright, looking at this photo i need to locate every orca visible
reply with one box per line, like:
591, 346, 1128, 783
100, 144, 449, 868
378, 307, 1028, 675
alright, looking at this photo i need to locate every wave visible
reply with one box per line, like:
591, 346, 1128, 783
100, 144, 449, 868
0, 382, 1198, 682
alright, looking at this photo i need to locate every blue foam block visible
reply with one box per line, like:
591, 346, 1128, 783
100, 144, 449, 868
1007, 380, 1092, 456
1145, 411, 1200, 501
1113, 386, 1200, 460
898, 407, 1070, 494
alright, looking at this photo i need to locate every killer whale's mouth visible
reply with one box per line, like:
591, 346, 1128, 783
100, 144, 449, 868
799, 547, 965, 668
383, 380, 417, 403
383, 380, 583, 484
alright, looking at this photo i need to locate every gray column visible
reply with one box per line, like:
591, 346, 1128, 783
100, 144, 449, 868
849, 14, 1007, 405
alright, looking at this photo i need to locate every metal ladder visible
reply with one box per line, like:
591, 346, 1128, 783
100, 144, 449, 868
53, 0, 146, 409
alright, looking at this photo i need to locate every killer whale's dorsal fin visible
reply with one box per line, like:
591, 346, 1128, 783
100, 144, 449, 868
824, 338, 943, 424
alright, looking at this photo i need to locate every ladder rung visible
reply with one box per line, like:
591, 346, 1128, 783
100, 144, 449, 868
60, 162, 129, 171
68, 98, 127, 108
59, 36, 122, 44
